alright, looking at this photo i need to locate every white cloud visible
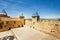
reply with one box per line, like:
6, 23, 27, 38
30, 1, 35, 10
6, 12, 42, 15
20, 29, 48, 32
30, 5, 40, 11
17, 1, 24, 4
8, 0, 15, 2
8, 0, 24, 4
0, 0, 10, 8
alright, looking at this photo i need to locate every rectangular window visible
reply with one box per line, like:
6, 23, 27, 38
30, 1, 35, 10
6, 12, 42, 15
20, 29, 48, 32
14, 21, 16, 24
6, 21, 9, 24
2, 22, 4, 24
0, 23, 3, 29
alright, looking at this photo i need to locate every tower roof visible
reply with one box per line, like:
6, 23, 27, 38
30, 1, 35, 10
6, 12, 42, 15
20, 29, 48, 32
1, 9, 7, 15
32, 11, 39, 16
19, 13, 24, 18
21, 13, 23, 16
20, 12, 24, 16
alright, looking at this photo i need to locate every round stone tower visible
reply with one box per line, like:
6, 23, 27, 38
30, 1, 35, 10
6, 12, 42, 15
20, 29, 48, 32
19, 13, 25, 26
32, 11, 40, 22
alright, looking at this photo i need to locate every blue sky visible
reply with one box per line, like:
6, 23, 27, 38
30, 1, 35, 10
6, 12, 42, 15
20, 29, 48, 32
0, 0, 60, 18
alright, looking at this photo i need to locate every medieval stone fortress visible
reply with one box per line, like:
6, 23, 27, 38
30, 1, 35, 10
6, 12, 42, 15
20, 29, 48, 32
0, 9, 60, 40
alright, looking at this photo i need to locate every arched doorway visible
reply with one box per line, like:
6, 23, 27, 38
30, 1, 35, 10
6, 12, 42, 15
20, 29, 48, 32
8, 27, 11, 30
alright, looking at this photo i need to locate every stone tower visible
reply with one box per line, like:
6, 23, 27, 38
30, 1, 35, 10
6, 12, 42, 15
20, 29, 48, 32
32, 11, 40, 22
19, 13, 25, 26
